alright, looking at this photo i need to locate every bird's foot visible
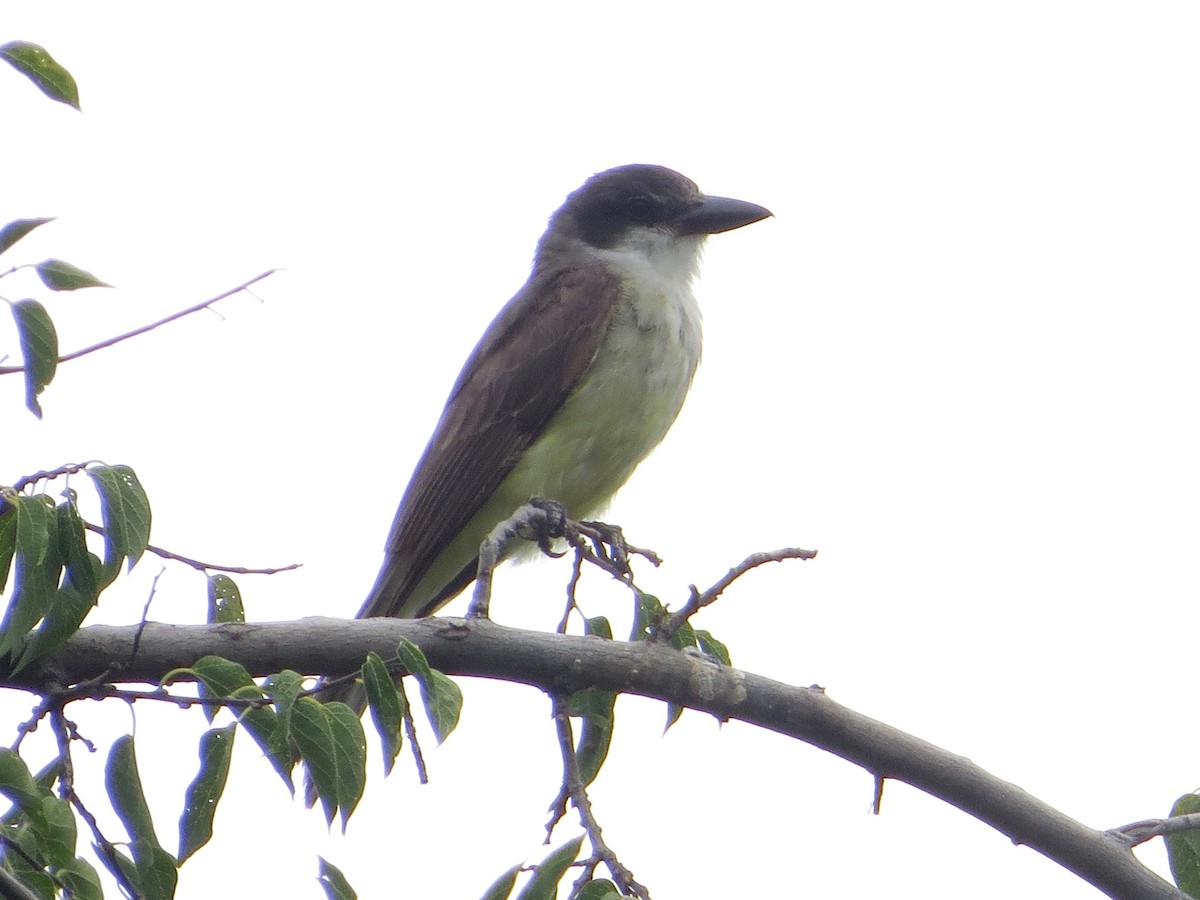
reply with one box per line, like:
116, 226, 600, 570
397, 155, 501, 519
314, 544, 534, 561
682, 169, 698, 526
519, 498, 573, 558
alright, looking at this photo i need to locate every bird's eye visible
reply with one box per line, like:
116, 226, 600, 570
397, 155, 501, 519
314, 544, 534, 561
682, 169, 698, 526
626, 193, 657, 221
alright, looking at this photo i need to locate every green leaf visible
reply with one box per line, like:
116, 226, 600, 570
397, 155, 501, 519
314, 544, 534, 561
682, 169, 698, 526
292, 698, 365, 830
254, 669, 304, 789
567, 689, 615, 787
663, 619, 695, 732
669, 618, 697, 652
584, 616, 613, 641
178, 724, 235, 862
630, 591, 664, 641
0, 497, 16, 593
105, 735, 163, 853
572, 615, 616, 783
58, 857, 103, 900
11, 298, 58, 418
576, 880, 621, 900
695, 629, 732, 667
244, 705, 295, 791
0, 748, 43, 813
207, 573, 244, 623
266, 669, 304, 718
394, 638, 434, 680
36, 794, 76, 869
0, 217, 55, 257
421, 670, 463, 745
34, 258, 110, 291
31, 759, 62, 793
317, 857, 357, 900
102, 739, 180, 900
326, 703, 367, 829
14, 493, 55, 570
86, 465, 151, 571
517, 836, 584, 900
99, 845, 139, 895
130, 838, 178, 900
183, 654, 257, 698
0, 494, 59, 660
1167, 793, 1200, 897
0, 41, 79, 109
479, 864, 520, 900
664, 623, 710, 732
56, 495, 96, 604
362, 651, 405, 775
396, 638, 462, 743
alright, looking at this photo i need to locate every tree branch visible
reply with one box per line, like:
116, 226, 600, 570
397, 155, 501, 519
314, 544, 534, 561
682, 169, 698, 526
0, 269, 278, 375
657, 547, 817, 641
5, 617, 1186, 900
82, 521, 301, 575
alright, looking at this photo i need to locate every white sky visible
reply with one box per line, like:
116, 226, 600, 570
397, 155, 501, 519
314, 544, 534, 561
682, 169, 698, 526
4, 3, 1200, 898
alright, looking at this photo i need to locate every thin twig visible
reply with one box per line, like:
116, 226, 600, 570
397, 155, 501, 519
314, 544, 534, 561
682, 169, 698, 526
64, 788, 137, 900
403, 700, 428, 785
556, 553, 587, 635
11, 466, 300, 575
82, 522, 302, 575
129, 568, 165, 666
550, 694, 650, 900
1108, 813, 1200, 848
0, 269, 279, 375
10, 697, 52, 752
73, 684, 269, 710
11, 461, 101, 493
58, 714, 97, 756
656, 547, 817, 642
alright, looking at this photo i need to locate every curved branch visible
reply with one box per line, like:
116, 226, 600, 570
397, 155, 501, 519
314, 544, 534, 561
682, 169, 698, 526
7, 617, 1186, 900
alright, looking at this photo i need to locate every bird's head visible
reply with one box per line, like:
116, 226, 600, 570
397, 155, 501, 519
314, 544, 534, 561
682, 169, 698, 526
549, 164, 772, 253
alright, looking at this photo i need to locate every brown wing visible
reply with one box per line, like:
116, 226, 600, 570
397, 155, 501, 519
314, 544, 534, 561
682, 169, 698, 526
360, 263, 620, 618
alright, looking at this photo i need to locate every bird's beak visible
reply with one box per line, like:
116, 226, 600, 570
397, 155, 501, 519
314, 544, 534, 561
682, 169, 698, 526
673, 194, 773, 236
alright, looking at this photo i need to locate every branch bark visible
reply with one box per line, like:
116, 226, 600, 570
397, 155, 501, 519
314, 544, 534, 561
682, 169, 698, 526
7, 617, 1185, 900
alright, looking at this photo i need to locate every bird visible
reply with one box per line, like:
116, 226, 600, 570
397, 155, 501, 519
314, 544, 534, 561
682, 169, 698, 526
331, 164, 769, 709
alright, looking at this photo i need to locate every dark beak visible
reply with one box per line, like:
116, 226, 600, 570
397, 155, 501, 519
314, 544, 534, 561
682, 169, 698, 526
674, 194, 773, 236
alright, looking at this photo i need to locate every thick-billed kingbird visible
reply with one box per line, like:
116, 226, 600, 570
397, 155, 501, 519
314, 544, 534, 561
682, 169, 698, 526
349, 163, 768, 650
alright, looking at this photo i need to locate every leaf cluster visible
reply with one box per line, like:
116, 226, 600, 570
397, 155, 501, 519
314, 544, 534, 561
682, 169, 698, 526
0, 466, 150, 674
